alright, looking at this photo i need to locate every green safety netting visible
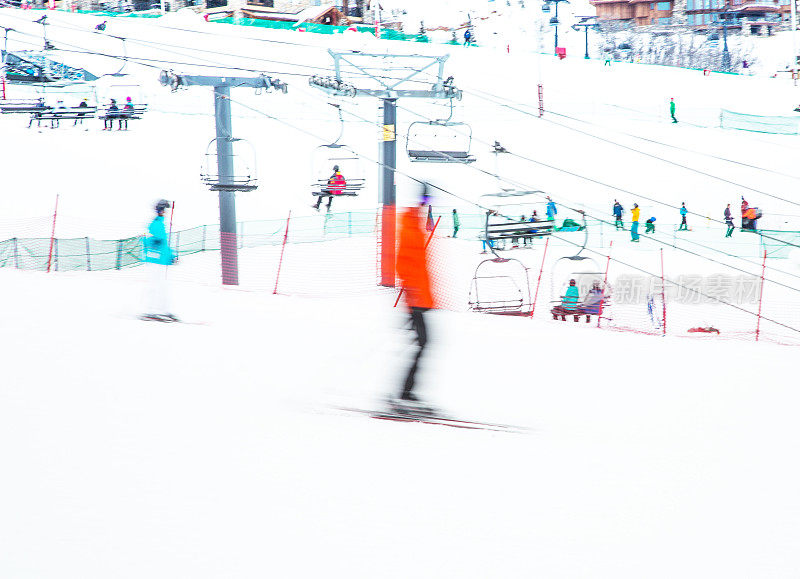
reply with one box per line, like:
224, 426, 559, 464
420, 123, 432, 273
0, 211, 485, 272
720, 109, 800, 135
214, 17, 432, 42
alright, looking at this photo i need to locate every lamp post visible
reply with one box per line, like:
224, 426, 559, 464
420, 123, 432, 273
791, 0, 798, 85
720, 4, 731, 72
572, 16, 598, 59
543, 0, 570, 54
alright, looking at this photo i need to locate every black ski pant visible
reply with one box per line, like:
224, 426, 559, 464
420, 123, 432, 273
314, 194, 333, 211
401, 307, 429, 400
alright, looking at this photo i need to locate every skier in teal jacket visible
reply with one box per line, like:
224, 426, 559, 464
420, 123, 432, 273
144, 201, 174, 265
562, 279, 580, 310
142, 200, 177, 321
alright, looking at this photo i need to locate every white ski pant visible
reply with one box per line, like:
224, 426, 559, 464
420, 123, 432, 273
144, 262, 171, 316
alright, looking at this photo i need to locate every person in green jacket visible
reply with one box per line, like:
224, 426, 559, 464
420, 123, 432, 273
452, 208, 460, 238
670, 97, 678, 123
645, 217, 656, 234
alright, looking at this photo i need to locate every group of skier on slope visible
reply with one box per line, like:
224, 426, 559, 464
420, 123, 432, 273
612, 197, 759, 241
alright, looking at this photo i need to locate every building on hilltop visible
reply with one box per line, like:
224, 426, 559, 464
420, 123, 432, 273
591, 0, 796, 35
204, 0, 366, 22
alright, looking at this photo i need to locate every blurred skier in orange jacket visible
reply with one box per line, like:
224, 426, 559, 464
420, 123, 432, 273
395, 189, 436, 407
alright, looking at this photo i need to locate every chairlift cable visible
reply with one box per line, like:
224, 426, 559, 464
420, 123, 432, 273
393, 93, 800, 257
8, 17, 800, 295
389, 101, 800, 293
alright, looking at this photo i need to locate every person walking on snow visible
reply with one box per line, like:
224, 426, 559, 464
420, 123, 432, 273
645, 217, 656, 234
426, 204, 435, 232
546, 196, 557, 221
669, 97, 678, 123
142, 199, 177, 322
678, 202, 688, 231
630, 203, 640, 241
452, 208, 460, 238
724, 203, 735, 237
395, 192, 436, 408
613, 200, 624, 230
464, 27, 473, 45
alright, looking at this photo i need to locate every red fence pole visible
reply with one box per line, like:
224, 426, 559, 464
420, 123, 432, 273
755, 249, 767, 342
168, 200, 176, 251
272, 211, 291, 295
660, 248, 667, 336
46, 194, 59, 273
596, 240, 613, 328
529, 236, 550, 318
394, 215, 440, 308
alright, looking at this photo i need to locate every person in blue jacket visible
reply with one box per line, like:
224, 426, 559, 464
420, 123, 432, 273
142, 199, 177, 321
612, 200, 624, 230
545, 196, 557, 221
678, 202, 688, 231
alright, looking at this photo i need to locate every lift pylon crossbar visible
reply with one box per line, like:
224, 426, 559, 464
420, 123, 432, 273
309, 50, 461, 100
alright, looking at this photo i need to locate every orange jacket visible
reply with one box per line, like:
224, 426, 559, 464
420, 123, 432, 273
397, 206, 435, 309
744, 208, 757, 220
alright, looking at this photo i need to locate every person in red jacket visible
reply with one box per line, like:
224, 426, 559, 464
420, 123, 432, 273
313, 165, 347, 212
395, 192, 436, 409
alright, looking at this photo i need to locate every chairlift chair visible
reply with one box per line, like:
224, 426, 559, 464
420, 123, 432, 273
96, 80, 145, 106
311, 144, 366, 197
34, 82, 98, 106
310, 103, 366, 200
406, 99, 476, 163
549, 212, 605, 319
200, 138, 259, 192
468, 256, 533, 316
480, 191, 552, 253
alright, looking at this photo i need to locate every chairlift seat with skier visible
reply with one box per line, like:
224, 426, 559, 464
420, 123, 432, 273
310, 103, 366, 202
311, 144, 365, 198
479, 192, 553, 252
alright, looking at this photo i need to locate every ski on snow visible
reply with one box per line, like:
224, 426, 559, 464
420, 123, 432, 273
336, 406, 528, 434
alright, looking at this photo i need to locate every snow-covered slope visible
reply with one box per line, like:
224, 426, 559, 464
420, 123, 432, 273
1, 8, 800, 578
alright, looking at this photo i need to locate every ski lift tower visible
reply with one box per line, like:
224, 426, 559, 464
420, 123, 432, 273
159, 70, 287, 286
308, 50, 462, 287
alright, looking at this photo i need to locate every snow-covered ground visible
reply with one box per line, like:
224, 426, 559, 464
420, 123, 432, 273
1, 7, 800, 578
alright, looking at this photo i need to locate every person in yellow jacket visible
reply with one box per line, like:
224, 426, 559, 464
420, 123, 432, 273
631, 203, 640, 242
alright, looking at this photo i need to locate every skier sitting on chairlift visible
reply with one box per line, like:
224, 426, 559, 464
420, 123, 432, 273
578, 280, 604, 322
313, 165, 346, 212
523, 211, 539, 247
551, 278, 580, 321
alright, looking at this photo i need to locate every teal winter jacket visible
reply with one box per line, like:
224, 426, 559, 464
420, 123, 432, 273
143, 215, 174, 265
562, 285, 580, 310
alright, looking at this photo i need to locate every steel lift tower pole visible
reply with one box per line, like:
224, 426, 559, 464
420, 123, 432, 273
159, 71, 287, 285
309, 50, 461, 287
